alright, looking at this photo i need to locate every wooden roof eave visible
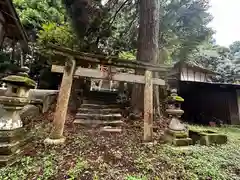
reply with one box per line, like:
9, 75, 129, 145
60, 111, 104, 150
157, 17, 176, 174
174, 61, 218, 75
5, 0, 28, 49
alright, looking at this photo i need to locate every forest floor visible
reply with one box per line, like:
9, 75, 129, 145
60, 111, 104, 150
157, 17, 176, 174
0, 112, 240, 180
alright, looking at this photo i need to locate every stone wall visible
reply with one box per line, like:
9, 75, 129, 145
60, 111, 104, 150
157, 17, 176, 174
28, 89, 58, 113
0, 88, 59, 118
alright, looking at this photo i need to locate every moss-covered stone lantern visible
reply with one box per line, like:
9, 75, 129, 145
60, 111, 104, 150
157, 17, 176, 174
0, 67, 36, 166
164, 89, 192, 146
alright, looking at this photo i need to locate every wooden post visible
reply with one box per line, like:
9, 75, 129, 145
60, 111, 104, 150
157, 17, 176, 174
45, 57, 76, 144
144, 70, 153, 142
119, 81, 125, 93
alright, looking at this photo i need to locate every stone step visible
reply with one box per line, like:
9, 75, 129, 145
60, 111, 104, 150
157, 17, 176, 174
84, 94, 117, 98
75, 113, 122, 120
77, 108, 122, 114
86, 92, 118, 97
0, 142, 20, 155
86, 94, 118, 100
85, 97, 117, 101
100, 126, 122, 133
73, 119, 123, 126
82, 100, 117, 105
0, 150, 23, 167
89, 90, 119, 96
81, 104, 120, 109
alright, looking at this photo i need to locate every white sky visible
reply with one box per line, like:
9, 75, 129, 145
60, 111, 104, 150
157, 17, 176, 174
209, 0, 240, 47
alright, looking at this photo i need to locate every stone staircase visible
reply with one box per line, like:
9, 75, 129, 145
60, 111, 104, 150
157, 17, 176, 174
73, 90, 123, 132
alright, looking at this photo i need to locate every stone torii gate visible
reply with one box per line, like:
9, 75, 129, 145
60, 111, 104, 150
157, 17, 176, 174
44, 45, 170, 144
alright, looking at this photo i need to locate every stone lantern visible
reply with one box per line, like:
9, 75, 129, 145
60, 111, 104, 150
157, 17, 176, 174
164, 89, 192, 146
0, 67, 36, 166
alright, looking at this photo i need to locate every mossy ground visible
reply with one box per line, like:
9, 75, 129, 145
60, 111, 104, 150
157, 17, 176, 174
0, 113, 240, 180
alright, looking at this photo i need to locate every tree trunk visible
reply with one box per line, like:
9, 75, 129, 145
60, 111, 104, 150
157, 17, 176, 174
154, 48, 167, 119
131, 0, 160, 114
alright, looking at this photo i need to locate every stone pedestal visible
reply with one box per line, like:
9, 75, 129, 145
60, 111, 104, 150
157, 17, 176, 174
0, 127, 31, 167
164, 129, 192, 146
0, 67, 36, 166
164, 89, 192, 146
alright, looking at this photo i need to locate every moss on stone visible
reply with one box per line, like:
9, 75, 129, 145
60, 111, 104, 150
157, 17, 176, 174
164, 129, 192, 146
167, 95, 184, 102
173, 95, 184, 102
200, 134, 227, 145
173, 138, 192, 146
189, 129, 227, 145
2, 75, 36, 88
166, 129, 188, 138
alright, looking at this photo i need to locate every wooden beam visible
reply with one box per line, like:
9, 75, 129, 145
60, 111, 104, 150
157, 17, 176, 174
48, 44, 172, 72
143, 70, 153, 142
52, 65, 165, 86
5, 0, 28, 44
52, 50, 169, 72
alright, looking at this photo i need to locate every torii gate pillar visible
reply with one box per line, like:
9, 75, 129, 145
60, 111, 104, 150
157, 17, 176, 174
45, 58, 76, 144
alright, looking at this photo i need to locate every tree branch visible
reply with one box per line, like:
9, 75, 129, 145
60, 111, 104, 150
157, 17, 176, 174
109, 0, 130, 25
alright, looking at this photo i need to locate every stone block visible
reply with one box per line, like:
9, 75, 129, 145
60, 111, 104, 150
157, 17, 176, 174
164, 130, 192, 146
0, 150, 22, 167
0, 142, 20, 155
100, 127, 122, 133
75, 113, 122, 121
173, 138, 192, 146
189, 129, 227, 145
166, 129, 188, 138
0, 127, 31, 167
199, 134, 227, 145
0, 128, 25, 143
20, 105, 40, 125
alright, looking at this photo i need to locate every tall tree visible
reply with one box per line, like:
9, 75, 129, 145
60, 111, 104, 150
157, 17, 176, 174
191, 43, 235, 83
131, 0, 160, 114
230, 41, 240, 56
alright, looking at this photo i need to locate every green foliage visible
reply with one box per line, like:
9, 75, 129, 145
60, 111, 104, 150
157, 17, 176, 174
229, 41, 240, 55
119, 51, 136, 60
190, 42, 236, 82
67, 157, 88, 179
42, 154, 57, 179
37, 22, 76, 48
160, 0, 214, 62
0, 154, 58, 180
14, 0, 214, 67
13, 0, 65, 30
11, 0, 234, 85
126, 176, 147, 180
134, 152, 155, 174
